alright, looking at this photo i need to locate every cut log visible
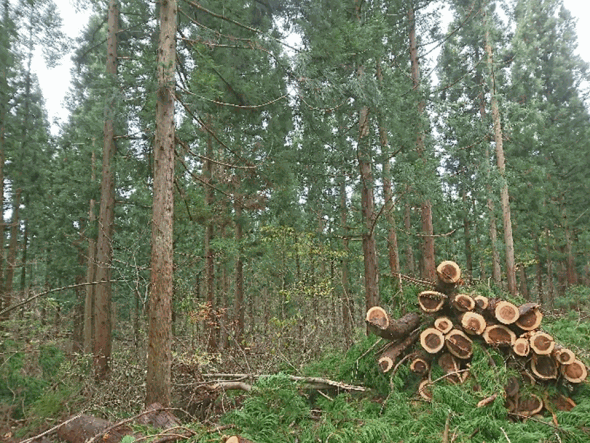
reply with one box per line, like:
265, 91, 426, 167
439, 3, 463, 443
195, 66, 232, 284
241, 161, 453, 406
494, 300, 520, 325
531, 354, 558, 380
549, 394, 576, 412
136, 403, 180, 429
517, 393, 544, 416
410, 353, 432, 375
529, 331, 555, 355
365, 308, 421, 341
445, 329, 473, 359
473, 295, 489, 311
418, 379, 433, 401
483, 324, 516, 347
561, 359, 587, 384
418, 291, 446, 313
438, 352, 464, 384
378, 329, 421, 373
504, 376, 520, 398
512, 337, 530, 357
552, 345, 576, 366
420, 327, 445, 354
505, 397, 518, 413
435, 261, 462, 293
460, 312, 486, 335
226, 437, 253, 443
451, 293, 475, 312
477, 393, 498, 408
57, 415, 132, 443
436, 260, 462, 284
434, 316, 453, 334
515, 303, 543, 331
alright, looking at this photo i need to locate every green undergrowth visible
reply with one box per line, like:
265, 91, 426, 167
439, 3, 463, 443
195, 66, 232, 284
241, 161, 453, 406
196, 320, 590, 443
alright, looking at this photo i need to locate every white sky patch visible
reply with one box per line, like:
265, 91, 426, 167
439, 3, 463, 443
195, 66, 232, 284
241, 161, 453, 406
33, 0, 590, 135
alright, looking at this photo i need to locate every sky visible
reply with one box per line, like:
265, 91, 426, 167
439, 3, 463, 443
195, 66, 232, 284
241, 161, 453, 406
33, 0, 590, 135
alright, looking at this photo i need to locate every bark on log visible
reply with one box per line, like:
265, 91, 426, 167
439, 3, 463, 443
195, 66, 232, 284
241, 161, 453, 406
378, 329, 421, 372
515, 303, 543, 331
438, 352, 464, 384
365, 308, 421, 341
136, 403, 180, 429
420, 327, 445, 354
561, 359, 587, 384
531, 354, 558, 380
418, 291, 446, 313
504, 376, 520, 398
512, 337, 530, 357
434, 316, 453, 334
460, 312, 486, 335
451, 293, 475, 312
445, 329, 473, 359
494, 300, 519, 324
57, 415, 132, 443
529, 331, 555, 355
483, 324, 516, 346
552, 345, 575, 365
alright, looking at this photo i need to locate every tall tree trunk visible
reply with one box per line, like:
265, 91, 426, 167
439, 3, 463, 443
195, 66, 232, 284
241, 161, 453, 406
484, 26, 516, 295
562, 207, 577, 286
408, 5, 435, 282
205, 132, 217, 352
354, 0, 379, 319
340, 180, 353, 345
404, 203, 415, 274
463, 193, 473, 282
478, 80, 502, 284
519, 264, 529, 300
234, 197, 244, 345
545, 229, 555, 307
146, 0, 176, 408
1, 188, 21, 321
84, 148, 97, 352
73, 224, 86, 353
376, 62, 400, 281
19, 221, 28, 291
535, 236, 543, 302
94, 0, 119, 380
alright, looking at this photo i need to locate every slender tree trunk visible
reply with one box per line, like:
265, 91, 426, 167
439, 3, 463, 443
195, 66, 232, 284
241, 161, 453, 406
404, 203, 415, 274
376, 63, 400, 281
1, 189, 21, 321
478, 82, 502, 284
146, 0, 176, 407
234, 197, 244, 345
463, 193, 473, 281
93, 0, 119, 380
562, 207, 577, 286
73, 224, 86, 353
519, 265, 529, 300
19, 221, 28, 291
205, 132, 217, 351
484, 26, 516, 295
340, 180, 353, 344
408, 5, 435, 282
84, 148, 97, 352
535, 237, 543, 302
546, 230, 555, 307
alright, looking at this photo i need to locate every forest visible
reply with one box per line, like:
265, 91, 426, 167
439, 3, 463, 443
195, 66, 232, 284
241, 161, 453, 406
1, 0, 590, 442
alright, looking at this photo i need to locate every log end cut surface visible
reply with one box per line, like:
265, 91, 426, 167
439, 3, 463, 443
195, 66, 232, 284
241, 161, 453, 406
495, 301, 520, 324
366, 306, 389, 329
420, 328, 445, 354
436, 261, 462, 284
418, 291, 446, 313
562, 360, 588, 383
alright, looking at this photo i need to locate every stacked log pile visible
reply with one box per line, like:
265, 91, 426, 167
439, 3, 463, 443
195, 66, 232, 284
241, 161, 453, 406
366, 261, 587, 416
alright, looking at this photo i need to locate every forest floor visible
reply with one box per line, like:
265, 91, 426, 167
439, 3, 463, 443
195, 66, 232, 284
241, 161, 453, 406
2, 284, 590, 443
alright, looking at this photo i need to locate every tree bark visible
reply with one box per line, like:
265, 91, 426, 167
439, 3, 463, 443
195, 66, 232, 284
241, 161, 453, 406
94, 0, 119, 380
234, 197, 244, 345
84, 149, 97, 352
340, 179, 353, 345
485, 25, 516, 295
1, 188, 21, 321
205, 131, 217, 352
408, 5, 435, 282
146, 0, 176, 407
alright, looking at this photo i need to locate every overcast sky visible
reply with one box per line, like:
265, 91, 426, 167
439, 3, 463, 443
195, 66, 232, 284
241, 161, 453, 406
33, 0, 590, 134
